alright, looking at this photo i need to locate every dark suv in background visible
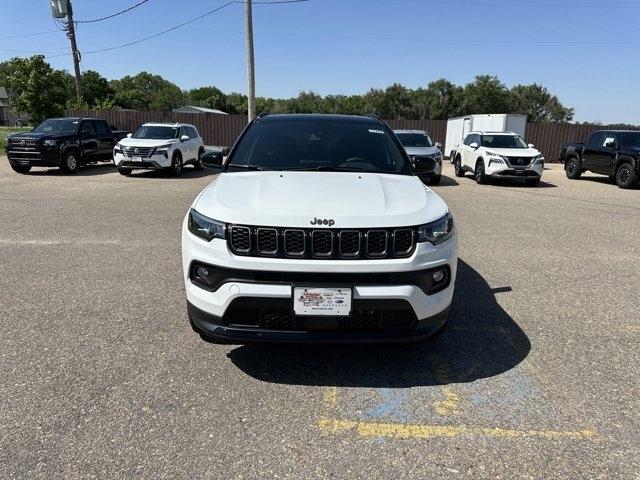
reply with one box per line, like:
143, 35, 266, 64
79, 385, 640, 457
5, 117, 129, 174
561, 130, 640, 189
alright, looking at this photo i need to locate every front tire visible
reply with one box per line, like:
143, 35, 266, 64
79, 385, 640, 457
474, 160, 487, 184
60, 151, 80, 174
118, 168, 132, 176
565, 157, 582, 179
171, 151, 183, 177
10, 164, 31, 174
454, 156, 465, 177
193, 149, 204, 171
615, 163, 638, 189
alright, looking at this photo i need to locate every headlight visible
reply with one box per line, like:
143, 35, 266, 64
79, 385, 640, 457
417, 213, 454, 245
433, 151, 442, 161
114, 144, 122, 153
154, 144, 172, 157
43, 139, 58, 147
533, 155, 544, 164
187, 209, 226, 241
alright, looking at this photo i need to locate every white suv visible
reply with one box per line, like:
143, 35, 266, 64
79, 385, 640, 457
114, 122, 205, 176
182, 114, 458, 343
453, 131, 544, 186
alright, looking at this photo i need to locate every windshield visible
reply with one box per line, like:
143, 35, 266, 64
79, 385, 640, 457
227, 119, 412, 175
617, 132, 640, 147
395, 132, 433, 148
32, 119, 78, 134
482, 135, 528, 149
132, 125, 179, 140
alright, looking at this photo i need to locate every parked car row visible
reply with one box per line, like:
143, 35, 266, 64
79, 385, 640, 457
4, 117, 206, 177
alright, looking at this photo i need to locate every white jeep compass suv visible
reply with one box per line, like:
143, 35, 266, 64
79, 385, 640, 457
453, 131, 544, 186
114, 122, 205, 176
182, 114, 457, 343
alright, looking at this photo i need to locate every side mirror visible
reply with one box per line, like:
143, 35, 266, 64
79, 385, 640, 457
201, 150, 223, 170
435, 142, 442, 148
470, 142, 478, 149
180, 135, 189, 142
126, 133, 132, 138
528, 143, 535, 148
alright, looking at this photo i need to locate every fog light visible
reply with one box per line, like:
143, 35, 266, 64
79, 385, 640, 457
196, 265, 209, 278
432, 269, 446, 283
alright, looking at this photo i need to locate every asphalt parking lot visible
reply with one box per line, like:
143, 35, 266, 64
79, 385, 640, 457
1, 158, 638, 479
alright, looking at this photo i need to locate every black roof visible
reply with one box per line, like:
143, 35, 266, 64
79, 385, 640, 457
592, 129, 639, 133
258, 113, 380, 124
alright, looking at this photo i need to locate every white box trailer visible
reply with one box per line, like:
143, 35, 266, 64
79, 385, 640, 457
445, 114, 527, 159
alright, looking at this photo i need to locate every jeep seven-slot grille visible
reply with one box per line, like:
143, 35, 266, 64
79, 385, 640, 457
228, 225, 416, 260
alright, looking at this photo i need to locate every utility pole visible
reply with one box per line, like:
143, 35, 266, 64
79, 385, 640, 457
244, 0, 256, 122
65, 0, 83, 104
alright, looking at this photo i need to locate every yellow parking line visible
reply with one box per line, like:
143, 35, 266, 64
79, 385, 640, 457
323, 386, 338, 412
318, 418, 596, 440
433, 386, 461, 416
626, 325, 640, 333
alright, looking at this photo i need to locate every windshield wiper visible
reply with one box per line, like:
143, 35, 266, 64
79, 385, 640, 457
226, 164, 267, 171
284, 165, 366, 172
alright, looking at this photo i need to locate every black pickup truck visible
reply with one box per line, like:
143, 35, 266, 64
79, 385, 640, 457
5, 117, 129, 174
561, 130, 640, 189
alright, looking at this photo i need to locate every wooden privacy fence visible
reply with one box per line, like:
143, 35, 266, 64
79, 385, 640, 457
67, 109, 638, 163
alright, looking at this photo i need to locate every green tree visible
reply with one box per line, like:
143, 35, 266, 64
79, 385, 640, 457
0, 55, 73, 123
109, 72, 185, 111
414, 79, 463, 120
509, 83, 573, 122
461, 75, 510, 114
81, 70, 113, 108
187, 86, 227, 110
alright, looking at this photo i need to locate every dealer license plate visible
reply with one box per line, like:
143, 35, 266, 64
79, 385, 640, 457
131, 155, 142, 162
293, 287, 352, 316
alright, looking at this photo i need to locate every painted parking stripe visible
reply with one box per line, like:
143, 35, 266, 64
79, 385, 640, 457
318, 418, 596, 440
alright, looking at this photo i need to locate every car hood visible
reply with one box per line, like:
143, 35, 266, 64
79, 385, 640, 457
118, 138, 178, 147
9, 131, 63, 141
485, 147, 540, 157
404, 146, 441, 157
194, 171, 449, 228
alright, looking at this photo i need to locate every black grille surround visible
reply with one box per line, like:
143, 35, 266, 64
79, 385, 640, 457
505, 156, 533, 167
227, 225, 417, 260
122, 146, 156, 158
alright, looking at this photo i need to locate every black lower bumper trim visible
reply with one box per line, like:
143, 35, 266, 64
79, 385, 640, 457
119, 160, 163, 169
187, 301, 451, 344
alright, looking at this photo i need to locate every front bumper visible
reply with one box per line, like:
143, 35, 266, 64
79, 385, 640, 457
486, 160, 543, 179
6, 148, 62, 167
182, 219, 457, 342
188, 300, 450, 343
114, 152, 171, 169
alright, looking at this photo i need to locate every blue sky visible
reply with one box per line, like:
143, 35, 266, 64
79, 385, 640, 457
1, 0, 639, 123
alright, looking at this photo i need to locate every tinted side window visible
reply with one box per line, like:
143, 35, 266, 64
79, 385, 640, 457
189, 127, 198, 139
587, 132, 604, 147
600, 134, 617, 148
81, 122, 96, 135
93, 121, 109, 136
179, 127, 188, 139
463, 135, 473, 146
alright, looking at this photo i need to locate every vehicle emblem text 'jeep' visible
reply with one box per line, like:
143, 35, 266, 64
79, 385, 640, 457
310, 217, 335, 226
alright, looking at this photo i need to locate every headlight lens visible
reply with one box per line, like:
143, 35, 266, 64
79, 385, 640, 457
533, 155, 544, 164
417, 213, 454, 245
114, 144, 122, 153
43, 139, 58, 147
187, 209, 226, 241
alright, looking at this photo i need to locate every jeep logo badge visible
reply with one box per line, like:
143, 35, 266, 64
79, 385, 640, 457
310, 217, 335, 226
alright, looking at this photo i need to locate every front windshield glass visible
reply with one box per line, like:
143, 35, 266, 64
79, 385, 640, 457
227, 119, 412, 175
32, 119, 78, 134
132, 125, 179, 140
395, 132, 433, 148
482, 135, 528, 149
618, 132, 640, 147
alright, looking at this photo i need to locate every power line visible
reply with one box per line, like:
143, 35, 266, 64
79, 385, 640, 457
236, 0, 309, 4
0, 30, 60, 40
75, 0, 152, 23
81, 1, 235, 54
